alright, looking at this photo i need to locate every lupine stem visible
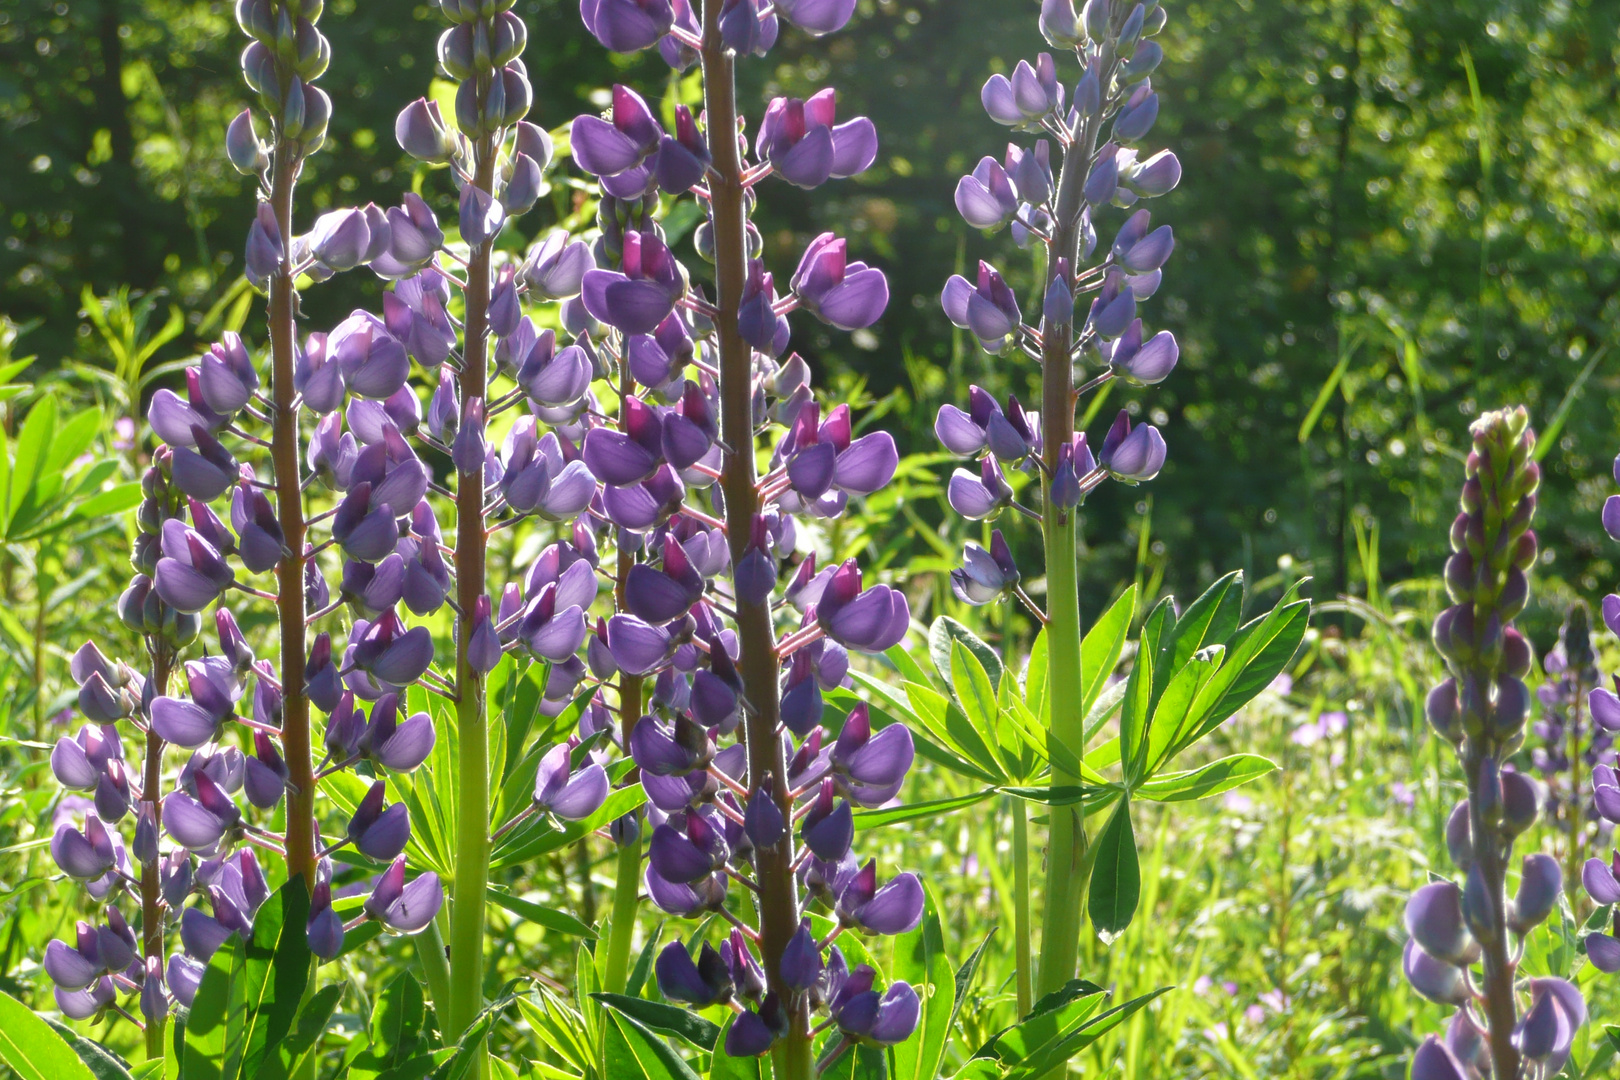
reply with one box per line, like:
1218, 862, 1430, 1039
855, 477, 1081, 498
139, 647, 170, 1062
1010, 794, 1033, 1018
701, 1, 810, 1076
448, 123, 498, 1068
268, 144, 317, 891
603, 367, 646, 995
1033, 44, 1110, 1006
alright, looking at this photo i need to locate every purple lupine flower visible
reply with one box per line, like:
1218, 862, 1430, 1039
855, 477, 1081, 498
758, 91, 876, 189
364, 855, 443, 933
533, 743, 610, 820
941, 261, 1022, 354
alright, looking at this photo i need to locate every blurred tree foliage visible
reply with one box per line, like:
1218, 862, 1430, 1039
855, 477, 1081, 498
2, 0, 1618, 634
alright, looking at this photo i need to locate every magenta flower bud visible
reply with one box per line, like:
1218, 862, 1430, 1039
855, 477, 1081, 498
43, 931, 102, 990
1409, 1037, 1468, 1080
1582, 856, 1620, 904
981, 59, 1058, 127
831, 705, 915, 806
814, 560, 909, 653
533, 742, 610, 820
1128, 149, 1181, 197
841, 981, 920, 1046
1445, 799, 1473, 871
1039, 0, 1081, 45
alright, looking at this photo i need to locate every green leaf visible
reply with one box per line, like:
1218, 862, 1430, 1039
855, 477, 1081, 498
818, 1041, 889, 1080
625, 923, 663, 999
372, 972, 427, 1068
234, 882, 314, 1080
1024, 630, 1048, 725
890, 884, 954, 1080
853, 788, 997, 829
1139, 645, 1224, 783
1116, 635, 1154, 786
488, 887, 596, 938
4, 396, 56, 534
1001, 987, 1171, 1080
254, 982, 345, 1080
948, 930, 995, 1038
1158, 571, 1243, 681
0, 989, 99, 1080
1135, 754, 1278, 802
43, 1018, 134, 1080
1078, 585, 1135, 722
706, 1017, 761, 1080
1087, 797, 1139, 941
186, 935, 245, 1080
950, 639, 1006, 766
971, 979, 1105, 1063
929, 616, 1002, 690
591, 994, 719, 1052
608, 1013, 703, 1080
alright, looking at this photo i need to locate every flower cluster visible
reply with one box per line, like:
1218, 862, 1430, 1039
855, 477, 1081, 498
1576, 456, 1620, 974
1405, 408, 1585, 1080
573, 0, 921, 1068
934, 0, 1179, 614
1530, 602, 1614, 858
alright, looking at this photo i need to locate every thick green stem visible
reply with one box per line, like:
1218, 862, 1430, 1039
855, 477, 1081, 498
1033, 84, 1095, 1008
268, 144, 317, 891
415, 914, 452, 1022
448, 128, 497, 1070
1011, 796, 1033, 1018
701, 3, 810, 1077
603, 518, 645, 994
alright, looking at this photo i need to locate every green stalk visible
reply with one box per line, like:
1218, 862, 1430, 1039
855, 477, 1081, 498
1011, 796, 1033, 1018
602, 491, 646, 992
1034, 33, 1121, 1005
415, 915, 452, 1021
447, 119, 498, 1075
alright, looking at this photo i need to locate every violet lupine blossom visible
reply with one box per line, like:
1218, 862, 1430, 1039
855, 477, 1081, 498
1530, 602, 1614, 862
569, 0, 920, 1067
933, 0, 1179, 615
1405, 408, 1585, 1079
1576, 453, 1620, 975
44, 0, 472, 1028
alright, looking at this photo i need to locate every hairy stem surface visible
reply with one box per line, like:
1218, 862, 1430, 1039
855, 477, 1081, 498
268, 147, 316, 889
448, 128, 497, 1069
701, 4, 809, 1076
